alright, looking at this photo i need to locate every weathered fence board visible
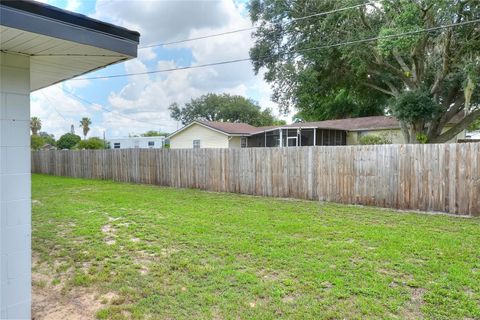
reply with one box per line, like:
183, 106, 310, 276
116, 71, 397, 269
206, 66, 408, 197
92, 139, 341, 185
31, 143, 480, 216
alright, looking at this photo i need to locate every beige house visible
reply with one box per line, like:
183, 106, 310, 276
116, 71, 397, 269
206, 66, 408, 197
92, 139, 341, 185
168, 120, 259, 149
169, 116, 466, 149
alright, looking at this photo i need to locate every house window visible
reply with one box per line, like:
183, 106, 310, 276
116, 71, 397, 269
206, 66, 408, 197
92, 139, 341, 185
113, 142, 120, 149
148, 141, 155, 147
193, 139, 201, 149
241, 137, 247, 148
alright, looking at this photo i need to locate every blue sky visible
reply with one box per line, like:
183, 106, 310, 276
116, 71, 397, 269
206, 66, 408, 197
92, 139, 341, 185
31, 0, 283, 139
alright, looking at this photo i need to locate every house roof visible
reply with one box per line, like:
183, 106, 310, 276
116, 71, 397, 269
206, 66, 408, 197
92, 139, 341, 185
285, 116, 401, 131
259, 115, 464, 133
1, 0, 140, 42
170, 114, 466, 139
167, 120, 259, 139
196, 120, 260, 134
0, 0, 140, 91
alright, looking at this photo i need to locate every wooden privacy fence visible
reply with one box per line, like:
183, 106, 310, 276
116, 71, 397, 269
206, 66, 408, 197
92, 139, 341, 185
32, 143, 480, 216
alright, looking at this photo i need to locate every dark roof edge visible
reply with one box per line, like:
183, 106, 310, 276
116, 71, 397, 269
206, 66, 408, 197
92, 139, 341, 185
0, 0, 139, 43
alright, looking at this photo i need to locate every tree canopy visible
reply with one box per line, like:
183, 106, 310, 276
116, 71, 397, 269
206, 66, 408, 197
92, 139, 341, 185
79, 117, 92, 140
30, 117, 42, 136
31, 135, 44, 150
141, 130, 169, 137
76, 137, 105, 150
169, 93, 285, 126
57, 133, 81, 150
249, 0, 479, 142
39, 132, 56, 146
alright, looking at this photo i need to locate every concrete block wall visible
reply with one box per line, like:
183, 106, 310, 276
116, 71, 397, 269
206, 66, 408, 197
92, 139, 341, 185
0, 52, 31, 319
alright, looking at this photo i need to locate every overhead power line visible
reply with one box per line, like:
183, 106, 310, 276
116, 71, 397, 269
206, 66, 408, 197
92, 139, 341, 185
74, 19, 480, 81
139, 2, 370, 49
57, 86, 169, 127
40, 91, 68, 122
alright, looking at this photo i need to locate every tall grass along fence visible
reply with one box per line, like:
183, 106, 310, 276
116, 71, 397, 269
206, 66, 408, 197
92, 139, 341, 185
32, 143, 480, 216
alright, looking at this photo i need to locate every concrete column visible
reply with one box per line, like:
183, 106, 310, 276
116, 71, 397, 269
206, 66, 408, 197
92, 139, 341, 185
0, 52, 31, 319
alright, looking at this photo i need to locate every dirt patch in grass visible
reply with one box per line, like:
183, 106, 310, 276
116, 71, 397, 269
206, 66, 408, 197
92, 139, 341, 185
32, 289, 102, 320
32, 256, 103, 320
101, 224, 116, 245
400, 287, 426, 319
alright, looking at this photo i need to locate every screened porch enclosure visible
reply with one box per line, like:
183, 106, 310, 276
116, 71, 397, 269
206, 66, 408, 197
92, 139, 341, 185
247, 128, 346, 147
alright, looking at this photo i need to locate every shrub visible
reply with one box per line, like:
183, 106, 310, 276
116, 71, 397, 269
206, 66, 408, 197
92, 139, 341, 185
57, 133, 81, 150
359, 134, 392, 145
31, 135, 45, 150
76, 137, 106, 150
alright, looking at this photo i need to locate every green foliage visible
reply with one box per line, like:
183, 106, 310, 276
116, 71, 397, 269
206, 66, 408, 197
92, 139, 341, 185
249, 0, 480, 142
377, 2, 422, 56
30, 117, 42, 135
39, 132, 56, 146
75, 137, 105, 150
31, 135, 45, 150
468, 118, 480, 132
141, 130, 169, 137
57, 133, 81, 150
416, 133, 428, 144
391, 90, 440, 123
359, 134, 392, 145
169, 93, 282, 126
79, 117, 92, 139
295, 87, 385, 121
163, 139, 171, 149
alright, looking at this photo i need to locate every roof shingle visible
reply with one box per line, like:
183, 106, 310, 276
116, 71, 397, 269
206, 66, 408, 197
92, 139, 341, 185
196, 120, 260, 134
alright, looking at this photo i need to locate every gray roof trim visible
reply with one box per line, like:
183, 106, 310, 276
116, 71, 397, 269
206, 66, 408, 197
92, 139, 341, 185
0, 4, 138, 57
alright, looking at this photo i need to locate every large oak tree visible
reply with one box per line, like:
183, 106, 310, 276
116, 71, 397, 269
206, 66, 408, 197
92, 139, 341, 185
169, 93, 285, 126
249, 0, 479, 142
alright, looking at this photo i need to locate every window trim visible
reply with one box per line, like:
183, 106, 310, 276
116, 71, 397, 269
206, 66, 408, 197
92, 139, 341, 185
193, 139, 201, 149
241, 137, 247, 148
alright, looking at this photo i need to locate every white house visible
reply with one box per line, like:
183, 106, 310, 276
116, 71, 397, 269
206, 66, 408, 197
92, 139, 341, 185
467, 131, 480, 140
108, 136, 166, 149
0, 1, 139, 318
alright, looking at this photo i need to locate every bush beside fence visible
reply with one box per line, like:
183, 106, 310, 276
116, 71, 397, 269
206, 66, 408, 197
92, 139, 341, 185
31, 143, 480, 216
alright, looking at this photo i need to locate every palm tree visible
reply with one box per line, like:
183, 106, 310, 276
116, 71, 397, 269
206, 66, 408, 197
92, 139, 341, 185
30, 117, 42, 135
79, 117, 92, 140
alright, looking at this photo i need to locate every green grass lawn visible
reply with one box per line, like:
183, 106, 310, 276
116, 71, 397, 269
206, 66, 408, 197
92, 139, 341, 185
32, 174, 480, 319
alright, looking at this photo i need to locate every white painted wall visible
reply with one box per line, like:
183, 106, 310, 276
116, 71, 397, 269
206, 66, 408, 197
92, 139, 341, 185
108, 136, 165, 149
0, 52, 31, 319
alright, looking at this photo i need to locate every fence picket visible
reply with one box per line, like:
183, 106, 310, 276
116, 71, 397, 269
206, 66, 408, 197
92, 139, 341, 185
31, 144, 480, 216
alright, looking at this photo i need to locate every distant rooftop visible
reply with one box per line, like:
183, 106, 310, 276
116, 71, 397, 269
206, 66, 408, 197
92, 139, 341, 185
170, 115, 465, 138
284, 116, 401, 131
196, 120, 260, 135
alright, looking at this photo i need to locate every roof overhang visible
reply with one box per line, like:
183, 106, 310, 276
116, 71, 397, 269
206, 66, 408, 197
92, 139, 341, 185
167, 121, 250, 139
0, 0, 140, 91
251, 126, 347, 135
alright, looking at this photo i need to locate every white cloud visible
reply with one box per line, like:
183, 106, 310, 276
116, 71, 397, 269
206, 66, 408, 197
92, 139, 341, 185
90, 0, 280, 136
93, 0, 230, 46
30, 86, 94, 138
65, 0, 81, 12
32, 0, 282, 138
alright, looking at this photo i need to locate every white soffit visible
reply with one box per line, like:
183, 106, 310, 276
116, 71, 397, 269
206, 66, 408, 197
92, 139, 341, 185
1, 25, 129, 91
0, 1, 139, 91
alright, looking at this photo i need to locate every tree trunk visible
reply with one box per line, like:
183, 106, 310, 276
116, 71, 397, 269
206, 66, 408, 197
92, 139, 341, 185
430, 109, 480, 143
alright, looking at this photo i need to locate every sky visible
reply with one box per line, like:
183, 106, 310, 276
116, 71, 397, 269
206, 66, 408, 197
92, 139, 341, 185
30, 0, 288, 139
